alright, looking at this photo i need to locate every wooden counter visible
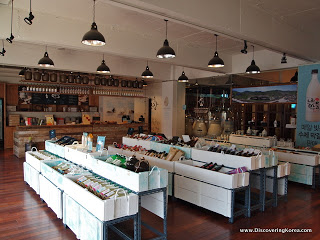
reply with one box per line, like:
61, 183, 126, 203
13, 123, 148, 158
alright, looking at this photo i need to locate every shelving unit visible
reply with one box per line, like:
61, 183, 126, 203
233, 103, 297, 140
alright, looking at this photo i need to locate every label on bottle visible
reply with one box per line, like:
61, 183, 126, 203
306, 97, 320, 112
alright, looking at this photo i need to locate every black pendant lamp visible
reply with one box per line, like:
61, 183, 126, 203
0, 40, 6, 56
24, 0, 35, 25
156, 19, 176, 59
38, 46, 54, 67
142, 80, 147, 87
96, 54, 110, 73
194, 80, 199, 86
246, 45, 260, 74
82, 0, 105, 46
19, 67, 27, 76
208, 34, 224, 68
178, 70, 188, 83
6, 0, 14, 44
141, 62, 153, 78
281, 53, 287, 64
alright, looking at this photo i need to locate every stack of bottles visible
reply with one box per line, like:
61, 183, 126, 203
76, 175, 129, 200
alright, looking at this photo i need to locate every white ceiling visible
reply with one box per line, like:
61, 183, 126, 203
245, 0, 320, 38
0, 0, 317, 80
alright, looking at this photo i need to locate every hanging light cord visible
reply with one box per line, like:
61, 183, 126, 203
45, 45, 48, 52
165, 19, 168, 39
2, 39, 4, 48
252, 45, 255, 60
93, 0, 96, 22
10, 0, 13, 34
29, 0, 32, 12
215, 34, 218, 51
103, 54, 104, 61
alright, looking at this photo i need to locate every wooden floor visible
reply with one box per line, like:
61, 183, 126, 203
1, 150, 320, 240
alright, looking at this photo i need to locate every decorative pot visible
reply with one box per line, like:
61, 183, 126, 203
50, 72, 58, 82
33, 70, 41, 81
25, 69, 32, 80
94, 77, 101, 85
82, 75, 89, 84
42, 71, 49, 81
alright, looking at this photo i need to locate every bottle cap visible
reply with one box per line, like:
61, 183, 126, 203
312, 69, 318, 74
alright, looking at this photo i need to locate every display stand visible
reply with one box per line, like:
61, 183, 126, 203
275, 148, 319, 188
43, 140, 168, 240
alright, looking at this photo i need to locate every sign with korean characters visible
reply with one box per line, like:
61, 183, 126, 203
296, 64, 320, 148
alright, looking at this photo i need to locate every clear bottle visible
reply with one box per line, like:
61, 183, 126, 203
306, 69, 320, 122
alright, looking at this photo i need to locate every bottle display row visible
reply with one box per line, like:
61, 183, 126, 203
20, 84, 145, 97
93, 88, 144, 97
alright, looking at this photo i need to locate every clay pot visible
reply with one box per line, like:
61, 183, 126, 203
121, 80, 127, 87
101, 77, 107, 86
107, 76, 114, 86
82, 75, 89, 84
60, 73, 67, 83
94, 77, 101, 85
138, 81, 143, 89
127, 81, 133, 88
33, 70, 41, 81
75, 75, 82, 84
67, 74, 74, 83
24, 69, 32, 80
50, 72, 58, 82
114, 78, 119, 87
42, 71, 49, 81
133, 80, 139, 88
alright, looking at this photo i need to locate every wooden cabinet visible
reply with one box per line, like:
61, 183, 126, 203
6, 85, 19, 105
89, 94, 99, 107
4, 126, 15, 149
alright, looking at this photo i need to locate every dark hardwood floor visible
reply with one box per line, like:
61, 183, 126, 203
1, 149, 320, 240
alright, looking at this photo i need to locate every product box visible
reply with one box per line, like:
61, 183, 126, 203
229, 134, 276, 148
63, 175, 139, 221
45, 140, 66, 158
191, 148, 262, 170
40, 160, 67, 190
175, 160, 249, 189
94, 146, 168, 192
39, 174, 63, 219
122, 137, 152, 150
25, 150, 59, 172
23, 162, 40, 194
276, 151, 319, 166
174, 175, 233, 217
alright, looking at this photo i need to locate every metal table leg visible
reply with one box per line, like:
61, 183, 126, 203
273, 166, 278, 207
312, 166, 316, 189
229, 189, 235, 223
163, 187, 167, 239
138, 195, 142, 240
260, 168, 266, 212
245, 185, 250, 218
